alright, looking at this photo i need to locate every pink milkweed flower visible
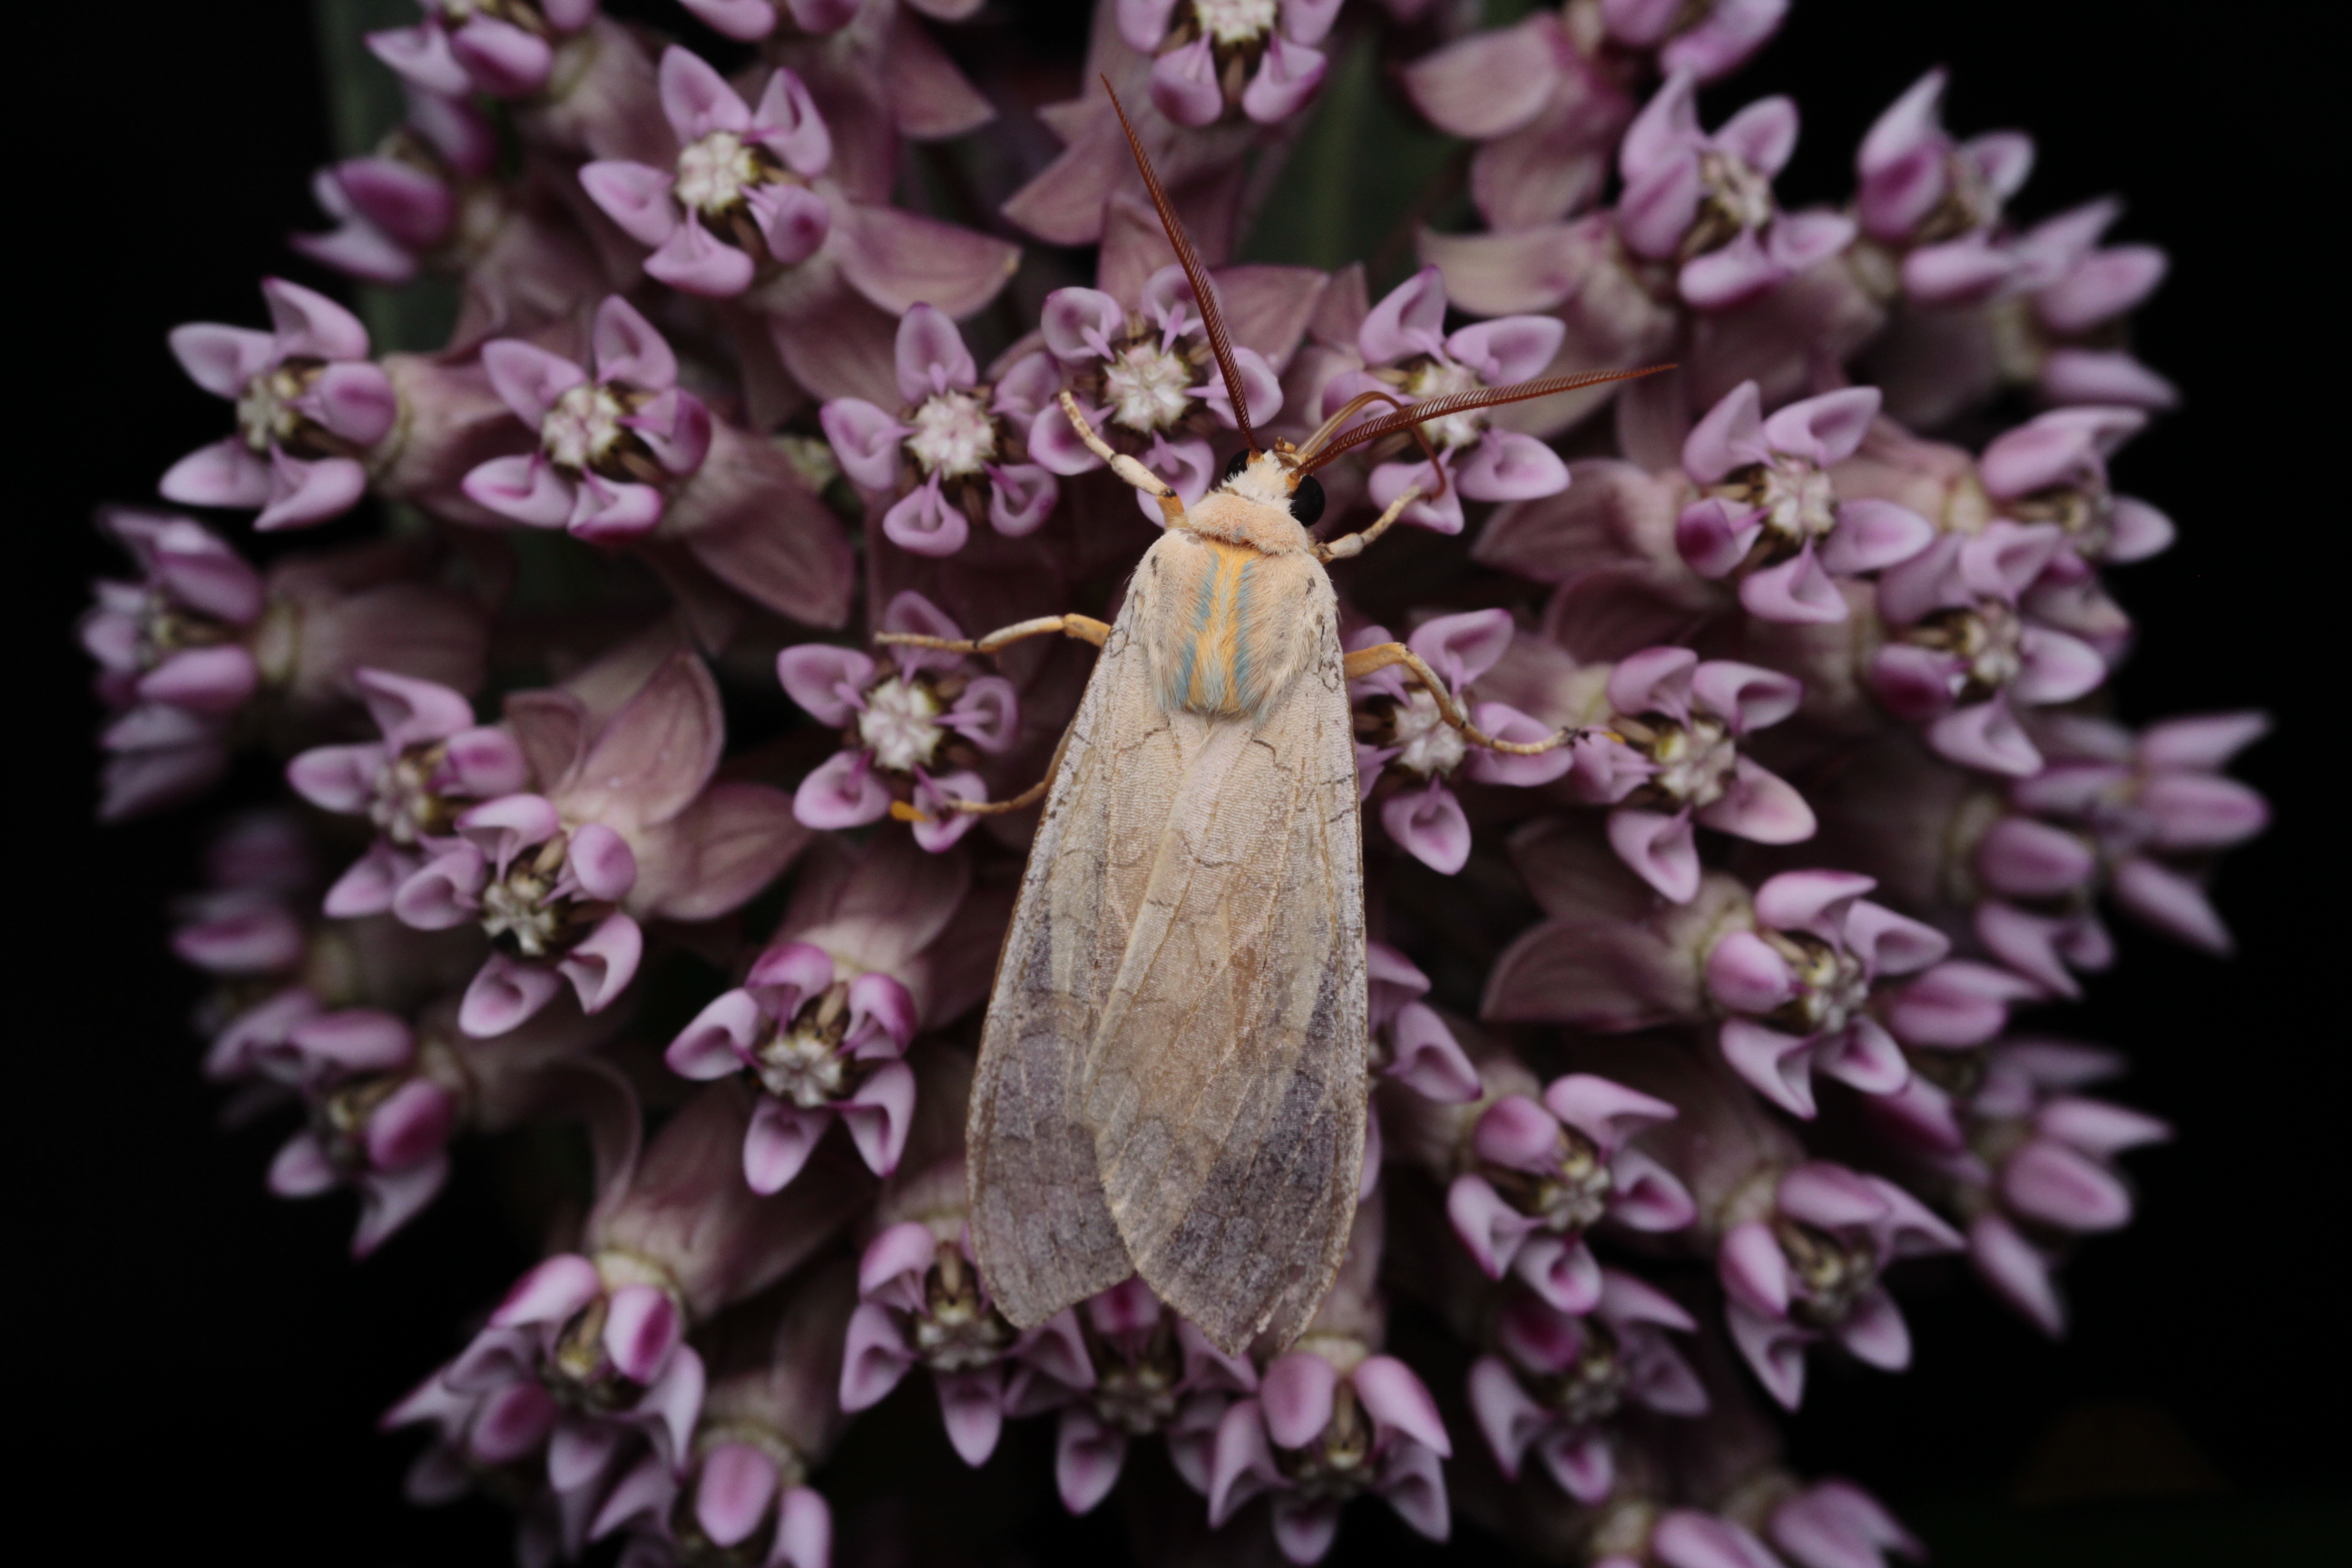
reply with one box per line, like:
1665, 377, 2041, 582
1030, 260, 1289, 520
1869, 520, 2110, 779
778, 591, 1020, 850
2006, 711, 2269, 956
818, 305, 1062, 557
678, 0, 866, 38
1601, 0, 1788, 83
288, 670, 529, 918
1674, 383, 1937, 622
462, 297, 713, 541
1349, 610, 1568, 876
839, 1218, 1094, 1467
292, 85, 495, 285
161, 278, 397, 531
2011, 199, 2176, 409
1207, 1344, 1453, 1564
1570, 647, 1815, 901
590, 1265, 855, 1567
217, 995, 612, 1256
365, 0, 619, 110
1768, 1477, 1926, 1568
1444, 1073, 1696, 1313
1616, 72, 1855, 311
394, 645, 806, 1035
1366, 943, 1483, 1103
1717, 1160, 1963, 1409
1978, 405, 2172, 567
1122, 0, 1342, 130
400, 1082, 863, 1518
666, 829, 1001, 1191
1466, 1270, 1707, 1504
1873, 1038, 2168, 1338
1855, 69, 2035, 305
1053, 1277, 1261, 1514
1313, 266, 1572, 534
1596, 1507, 1792, 1568
581, 50, 834, 299
80, 508, 262, 815
1703, 870, 1949, 1118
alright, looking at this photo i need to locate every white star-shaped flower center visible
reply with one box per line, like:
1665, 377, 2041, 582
1389, 688, 1467, 779
674, 130, 765, 218
542, 382, 629, 473
1402, 358, 1486, 452
858, 676, 946, 773
904, 390, 997, 479
1102, 342, 1196, 434
1193, 0, 1279, 46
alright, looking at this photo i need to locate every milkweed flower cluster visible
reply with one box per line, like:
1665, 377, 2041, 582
88, 3, 2260, 1563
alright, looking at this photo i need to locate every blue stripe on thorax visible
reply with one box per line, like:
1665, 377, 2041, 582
1229, 554, 1256, 717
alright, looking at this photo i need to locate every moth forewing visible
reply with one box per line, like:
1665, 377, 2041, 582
965, 517, 1370, 1356
1082, 534, 1367, 1354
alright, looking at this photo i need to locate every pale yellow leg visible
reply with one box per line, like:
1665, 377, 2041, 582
1342, 642, 1596, 756
877, 612, 1110, 656
890, 776, 1052, 823
1315, 485, 1422, 563
1060, 391, 1186, 527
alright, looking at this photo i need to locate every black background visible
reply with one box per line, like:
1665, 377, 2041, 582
17, 2, 2336, 1563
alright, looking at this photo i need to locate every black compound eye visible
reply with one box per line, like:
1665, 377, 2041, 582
1289, 474, 1326, 526
1221, 448, 1251, 484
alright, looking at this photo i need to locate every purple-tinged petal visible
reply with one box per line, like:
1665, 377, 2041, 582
1242, 34, 1327, 124
1719, 1220, 1790, 1316
1543, 1073, 1677, 1152
1719, 95, 1799, 177
161, 438, 272, 509
1720, 1017, 1819, 1117
1455, 429, 1570, 502
1383, 1002, 1483, 1102
1839, 899, 1949, 977
140, 646, 260, 717
261, 276, 370, 361
494, 1253, 603, 1328
838, 1302, 916, 1411
793, 750, 892, 830
1056, 1406, 1129, 1515
1465, 1357, 1547, 1481
1968, 1213, 2064, 1336
1620, 152, 1707, 260
1740, 546, 1847, 623
255, 448, 369, 530
881, 476, 969, 557
1681, 230, 1788, 311
603, 1283, 683, 1384
461, 954, 564, 1037
1208, 1400, 1287, 1528
2013, 627, 2107, 706
2002, 1138, 2132, 1231
942, 676, 1019, 754
1446, 315, 1565, 387
775, 1485, 831, 1568
1608, 1156, 1699, 1231
1608, 808, 1700, 903
775, 644, 875, 728
1882, 960, 2037, 1048
1835, 1287, 1912, 1371
1473, 1094, 1564, 1173
1768, 210, 1857, 272
1149, 37, 1223, 128
463, 454, 573, 529
660, 44, 752, 141
751, 65, 832, 177
364, 1078, 456, 1171
908, 770, 986, 853
936, 1367, 1008, 1466
819, 398, 909, 492
1763, 387, 1879, 467
1726, 1303, 1811, 1410
893, 303, 975, 402
1698, 757, 1816, 843
840, 1060, 916, 1176
1354, 1356, 1450, 1456
667, 988, 763, 1080
565, 822, 637, 901
1978, 817, 2094, 899
559, 911, 643, 1014
1821, 499, 1936, 574
482, 338, 587, 427
389, 844, 486, 928
1446, 1173, 1539, 1279
170, 323, 277, 398
694, 1442, 779, 1548
268, 1131, 338, 1197
646, 214, 756, 297
1677, 496, 1764, 576
1261, 1353, 1339, 1450
447, 16, 553, 97
1706, 929, 1795, 1014
1514, 1234, 1604, 1314
986, 463, 1059, 536
1682, 380, 1767, 484
579, 160, 681, 248
1929, 699, 2043, 777
456, 792, 562, 872
1410, 609, 1515, 690
752, 1100, 837, 1194
1382, 783, 1473, 875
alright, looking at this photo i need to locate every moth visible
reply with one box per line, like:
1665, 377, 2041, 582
882, 86, 1664, 1357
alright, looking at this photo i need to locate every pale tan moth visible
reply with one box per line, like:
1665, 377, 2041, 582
880, 86, 1666, 1357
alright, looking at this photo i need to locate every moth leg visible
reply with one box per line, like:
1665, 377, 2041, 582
1060, 391, 1187, 527
889, 776, 1052, 822
1314, 485, 1422, 564
1341, 642, 1593, 756
877, 612, 1111, 656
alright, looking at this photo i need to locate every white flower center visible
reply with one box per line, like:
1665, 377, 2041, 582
858, 676, 946, 773
480, 866, 565, 958
1389, 688, 1468, 779
1776, 936, 1872, 1035
236, 366, 309, 451
674, 130, 765, 218
756, 1023, 848, 1108
1193, 0, 1279, 45
541, 382, 629, 472
1700, 149, 1776, 239
1403, 358, 1485, 452
1642, 719, 1738, 809
371, 747, 447, 846
1756, 457, 1837, 544
904, 390, 997, 479
1102, 342, 1197, 434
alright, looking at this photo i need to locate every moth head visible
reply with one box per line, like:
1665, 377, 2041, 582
1220, 439, 1326, 526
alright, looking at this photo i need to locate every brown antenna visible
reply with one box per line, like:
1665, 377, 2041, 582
1298, 365, 1675, 481
1103, 80, 1258, 455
